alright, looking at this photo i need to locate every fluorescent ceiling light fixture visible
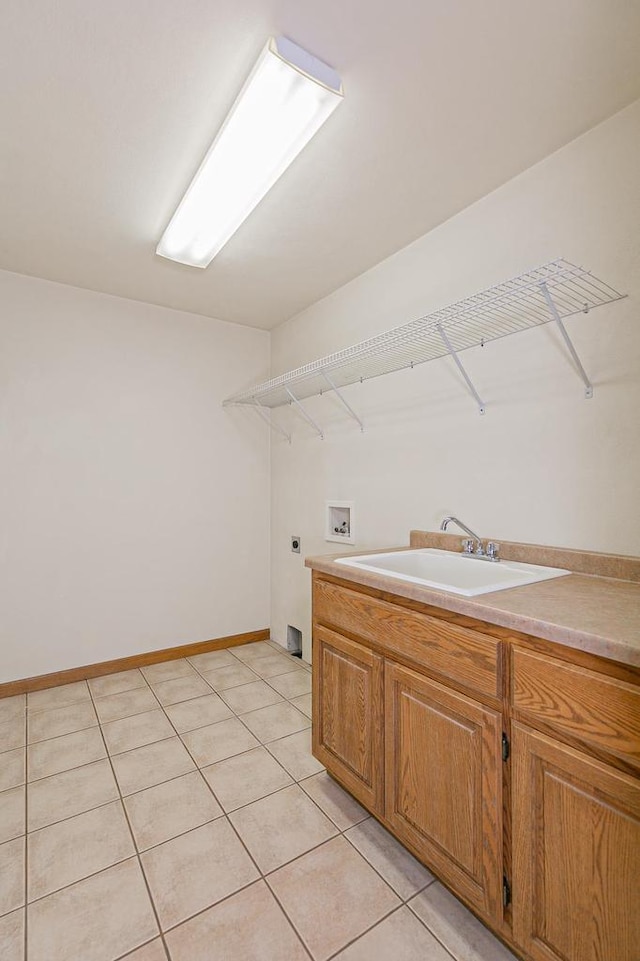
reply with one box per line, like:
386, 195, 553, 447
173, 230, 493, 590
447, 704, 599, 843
157, 36, 343, 267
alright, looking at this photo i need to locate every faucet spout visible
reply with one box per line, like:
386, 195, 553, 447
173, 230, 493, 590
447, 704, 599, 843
440, 516, 482, 543
439, 516, 499, 561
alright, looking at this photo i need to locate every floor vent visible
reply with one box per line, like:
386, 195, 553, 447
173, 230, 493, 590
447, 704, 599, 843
287, 625, 303, 657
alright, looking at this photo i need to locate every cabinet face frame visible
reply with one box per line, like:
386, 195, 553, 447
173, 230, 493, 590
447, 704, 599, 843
512, 721, 640, 961
385, 661, 504, 920
311, 572, 640, 961
312, 624, 385, 813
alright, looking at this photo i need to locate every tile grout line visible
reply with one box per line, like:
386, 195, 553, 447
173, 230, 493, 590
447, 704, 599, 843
147, 673, 270, 883
21, 654, 307, 780
261, 837, 405, 961
85, 680, 173, 961
270, 784, 435, 911
17, 654, 450, 961
161, 877, 314, 960
24, 658, 502, 959
193, 670, 416, 959
26, 791, 129, 839
183, 652, 312, 779
119, 661, 275, 958
26, 689, 158, 777
95, 693, 163, 726
133, 706, 322, 961
20, 786, 362, 914
213, 652, 453, 954
326, 899, 458, 961
404, 897, 466, 961
26, 748, 123, 787
24, 666, 316, 840
412, 872, 521, 960
25, 718, 99, 747
20, 660, 440, 958
25, 690, 308, 816
182, 649, 323, 825
112, 936, 168, 961
22, 853, 141, 910
104, 718, 318, 850
131, 650, 340, 958
259, 880, 316, 961
323, 903, 417, 961
240, 704, 393, 961
338, 824, 438, 905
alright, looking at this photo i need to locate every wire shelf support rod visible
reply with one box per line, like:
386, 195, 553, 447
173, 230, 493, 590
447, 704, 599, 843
285, 387, 324, 439
436, 324, 486, 414
252, 401, 292, 443
539, 282, 593, 398
321, 372, 364, 431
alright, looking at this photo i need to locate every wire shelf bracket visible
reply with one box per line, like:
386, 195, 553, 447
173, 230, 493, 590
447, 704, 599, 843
252, 401, 292, 444
539, 282, 594, 398
285, 387, 324, 440
436, 323, 486, 414
223, 259, 626, 439
321, 371, 364, 431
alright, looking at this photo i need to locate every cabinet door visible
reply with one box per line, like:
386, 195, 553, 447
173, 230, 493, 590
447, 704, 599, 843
512, 722, 640, 961
385, 661, 503, 919
312, 625, 384, 813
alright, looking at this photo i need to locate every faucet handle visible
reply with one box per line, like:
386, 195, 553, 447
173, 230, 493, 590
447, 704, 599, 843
461, 538, 474, 554
487, 541, 500, 561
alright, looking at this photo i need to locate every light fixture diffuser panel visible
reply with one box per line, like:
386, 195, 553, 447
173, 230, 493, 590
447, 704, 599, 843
157, 37, 343, 267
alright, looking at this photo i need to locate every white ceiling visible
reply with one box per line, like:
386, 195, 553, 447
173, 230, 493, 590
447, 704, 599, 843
1, 1, 639, 330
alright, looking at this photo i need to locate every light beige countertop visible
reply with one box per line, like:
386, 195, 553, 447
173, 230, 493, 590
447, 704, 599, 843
305, 531, 640, 669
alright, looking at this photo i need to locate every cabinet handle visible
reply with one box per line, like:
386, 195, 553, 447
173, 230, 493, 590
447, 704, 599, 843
502, 732, 510, 762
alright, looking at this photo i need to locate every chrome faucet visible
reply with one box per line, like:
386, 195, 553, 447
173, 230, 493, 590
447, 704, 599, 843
439, 516, 500, 561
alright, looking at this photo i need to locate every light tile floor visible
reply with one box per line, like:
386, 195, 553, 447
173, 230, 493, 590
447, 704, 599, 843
0, 640, 519, 961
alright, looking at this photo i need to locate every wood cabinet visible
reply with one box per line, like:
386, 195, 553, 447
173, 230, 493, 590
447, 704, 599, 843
385, 662, 502, 918
312, 571, 640, 961
512, 723, 640, 961
313, 576, 502, 699
511, 643, 640, 960
312, 624, 384, 813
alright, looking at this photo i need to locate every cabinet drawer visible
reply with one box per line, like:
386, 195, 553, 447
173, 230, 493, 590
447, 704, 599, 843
513, 647, 640, 766
314, 578, 501, 700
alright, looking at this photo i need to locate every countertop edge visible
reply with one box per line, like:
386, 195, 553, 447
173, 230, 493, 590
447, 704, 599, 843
305, 550, 640, 669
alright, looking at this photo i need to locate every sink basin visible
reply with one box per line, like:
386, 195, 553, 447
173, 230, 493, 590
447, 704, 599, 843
335, 548, 570, 597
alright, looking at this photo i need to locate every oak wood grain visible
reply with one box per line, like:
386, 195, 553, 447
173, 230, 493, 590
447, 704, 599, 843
384, 661, 502, 920
312, 624, 384, 814
311, 567, 640, 961
512, 722, 640, 961
313, 570, 529, 643
314, 577, 501, 701
512, 647, 640, 767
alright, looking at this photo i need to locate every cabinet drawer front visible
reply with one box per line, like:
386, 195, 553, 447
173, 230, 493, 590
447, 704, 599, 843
513, 648, 640, 766
314, 578, 500, 699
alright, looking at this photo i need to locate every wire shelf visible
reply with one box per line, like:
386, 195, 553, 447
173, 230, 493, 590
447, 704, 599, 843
223, 259, 625, 419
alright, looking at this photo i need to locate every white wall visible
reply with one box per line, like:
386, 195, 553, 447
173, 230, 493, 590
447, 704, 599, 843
270, 100, 640, 662
0, 271, 270, 682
